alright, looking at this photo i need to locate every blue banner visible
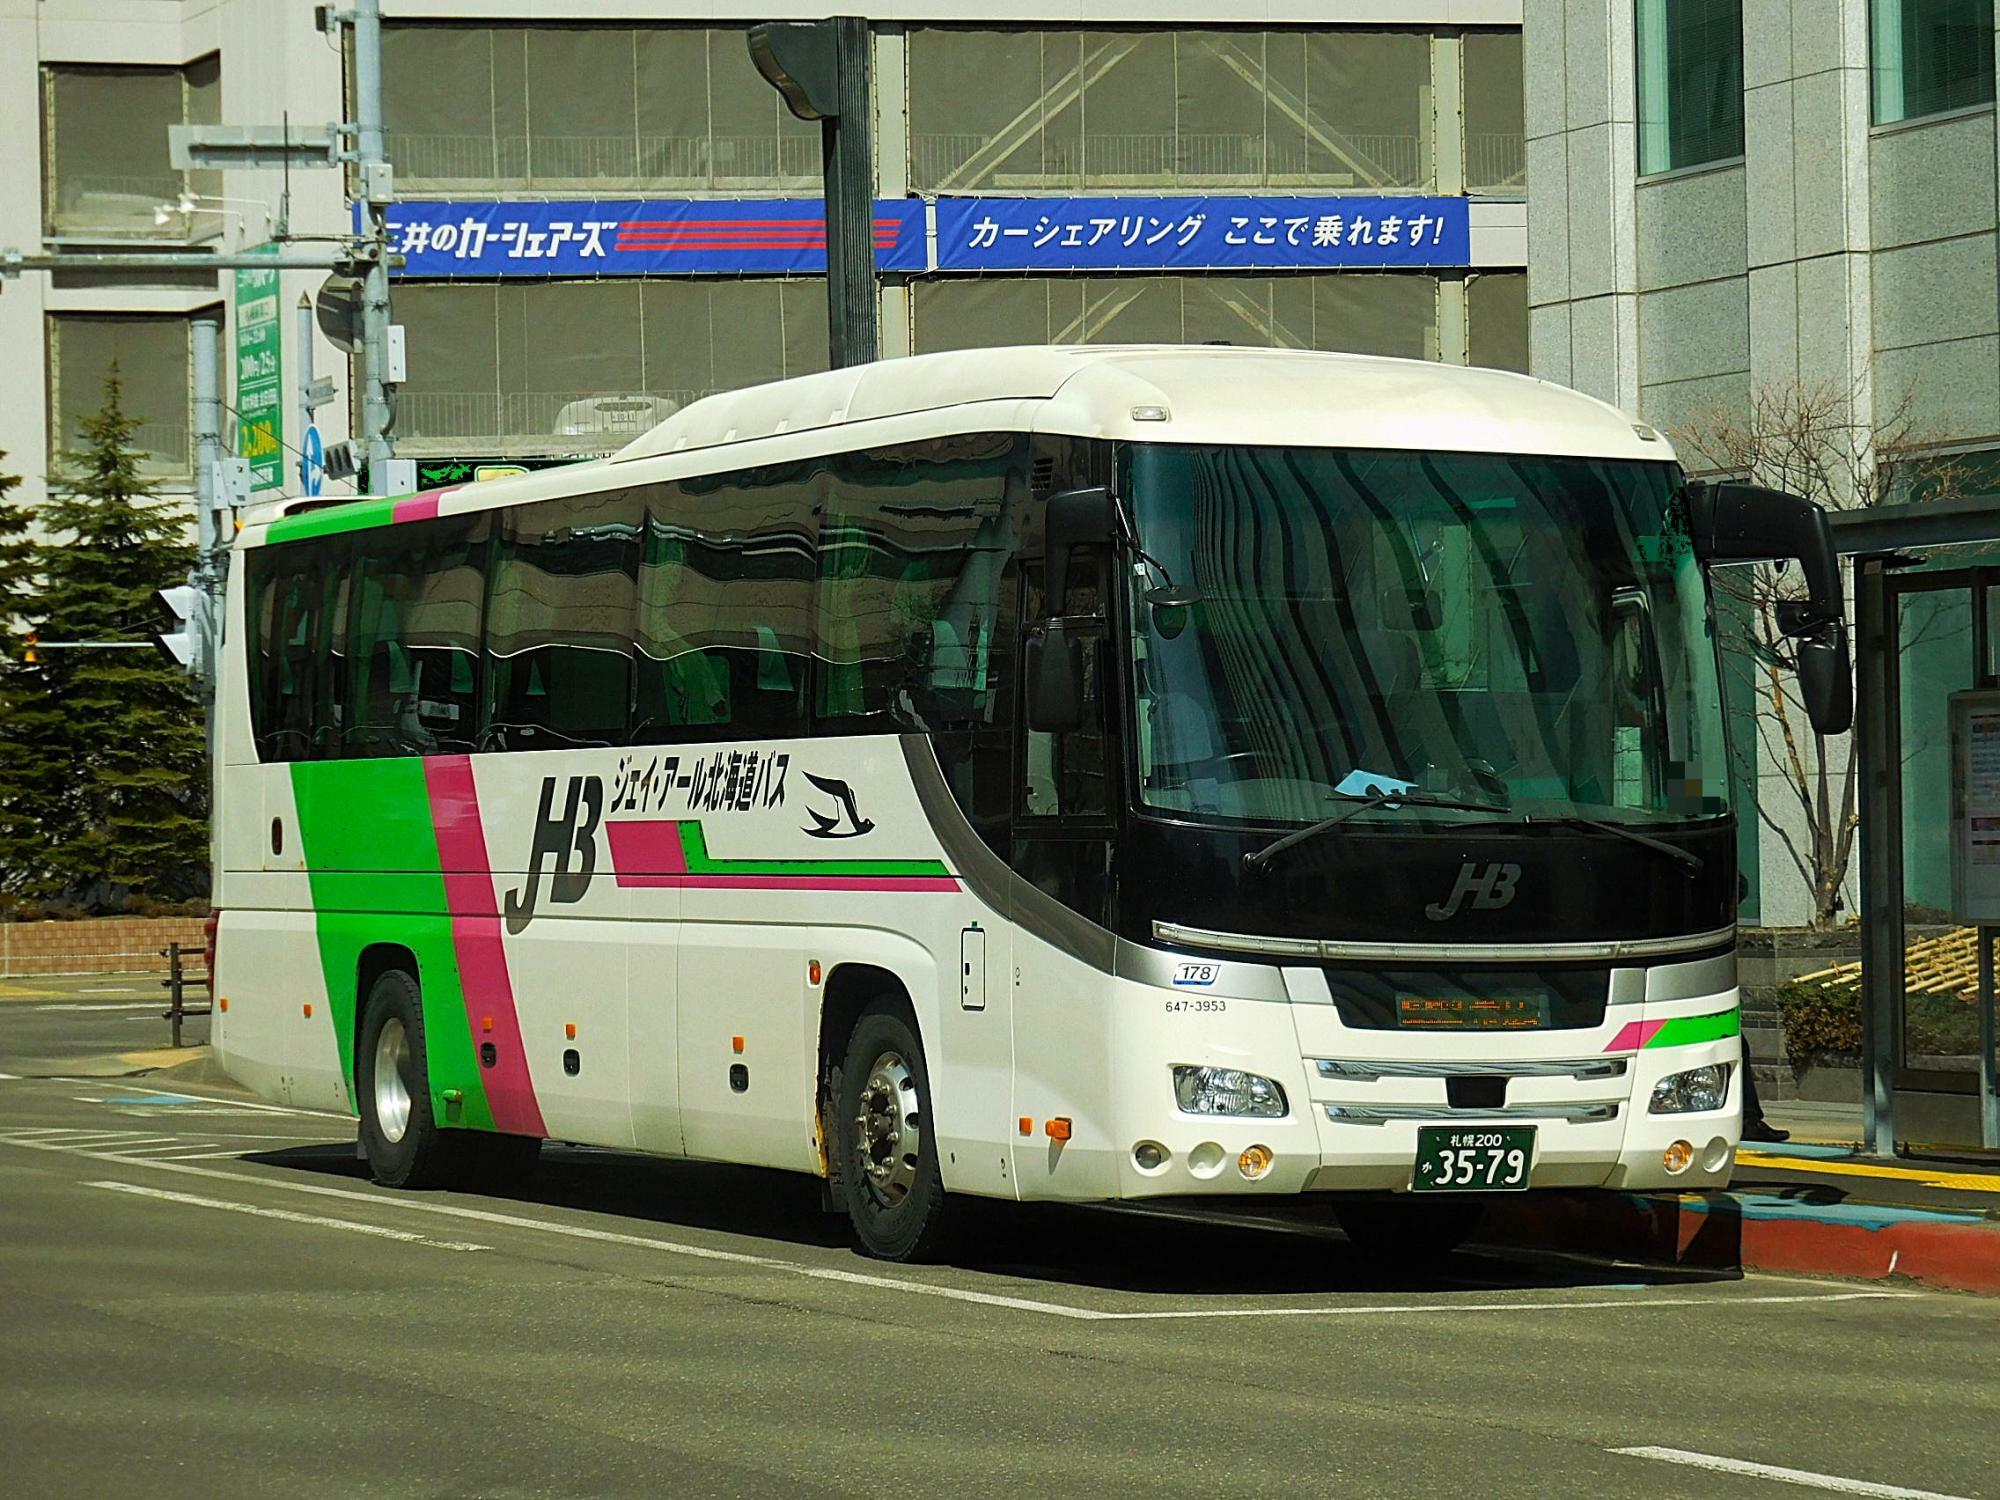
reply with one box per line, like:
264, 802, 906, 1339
381, 195, 1473, 278
383, 199, 928, 277
933, 195, 1469, 272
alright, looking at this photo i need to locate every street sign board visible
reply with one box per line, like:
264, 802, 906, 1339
235, 258, 284, 492
301, 423, 325, 497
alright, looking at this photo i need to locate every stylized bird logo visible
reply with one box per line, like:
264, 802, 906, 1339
801, 773, 875, 839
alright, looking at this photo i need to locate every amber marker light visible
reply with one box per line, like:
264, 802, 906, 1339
1238, 1144, 1275, 1179
1663, 1140, 1695, 1174
482, 1016, 494, 1033
302, 1003, 312, 1018
218, 998, 228, 1012
732, 1035, 745, 1054
808, 959, 822, 985
1045, 1117, 1073, 1142
564, 1023, 577, 1040
1018, 1116, 1032, 1135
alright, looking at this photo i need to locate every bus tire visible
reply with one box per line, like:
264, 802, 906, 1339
837, 1004, 950, 1262
355, 967, 458, 1189
1335, 1198, 1485, 1266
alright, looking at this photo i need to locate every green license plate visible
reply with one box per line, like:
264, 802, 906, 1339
1412, 1125, 1536, 1193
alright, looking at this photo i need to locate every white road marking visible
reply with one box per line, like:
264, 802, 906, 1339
36, 1003, 163, 1012
72, 1080, 343, 1119
0, 1134, 1922, 1324
0, 1073, 19, 1080
1612, 1447, 1973, 1499
89, 1181, 489, 1252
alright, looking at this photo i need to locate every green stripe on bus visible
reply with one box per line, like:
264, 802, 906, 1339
265, 495, 406, 544
1647, 1008, 1740, 1049
678, 820, 952, 877
289, 757, 496, 1129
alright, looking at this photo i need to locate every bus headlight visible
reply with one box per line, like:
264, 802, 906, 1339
1172, 1065, 1288, 1118
1649, 1063, 1731, 1115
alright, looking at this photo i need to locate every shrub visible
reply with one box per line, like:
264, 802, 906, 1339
1775, 980, 1862, 1059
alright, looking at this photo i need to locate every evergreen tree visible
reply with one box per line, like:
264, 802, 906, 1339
5, 368, 208, 909
0, 450, 40, 901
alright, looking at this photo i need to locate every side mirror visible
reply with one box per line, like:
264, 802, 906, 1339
1025, 620, 1084, 733
1688, 480, 1853, 736
1041, 487, 1115, 617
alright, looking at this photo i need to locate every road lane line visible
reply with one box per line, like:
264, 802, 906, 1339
69, 1080, 345, 1119
87, 1182, 491, 1251
1611, 1447, 1973, 1499
0, 1135, 1925, 1323
0, 1073, 18, 1080
36, 1003, 161, 1011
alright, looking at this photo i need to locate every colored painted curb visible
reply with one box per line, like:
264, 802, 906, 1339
1481, 1189, 2000, 1296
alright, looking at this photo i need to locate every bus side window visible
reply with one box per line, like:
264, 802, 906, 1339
485, 492, 639, 752
1021, 552, 1109, 820
344, 519, 486, 757
634, 475, 814, 743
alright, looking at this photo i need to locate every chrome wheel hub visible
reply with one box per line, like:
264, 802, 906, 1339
372, 1017, 413, 1145
854, 1050, 921, 1206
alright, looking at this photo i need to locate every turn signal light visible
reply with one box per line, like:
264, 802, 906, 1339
1663, 1140, 1695, 1174
1018, 1116, 1032, 1136
1045, 1117, 1073, 1142
808, 959, 822, 985
1238, 1144, 1274, 1179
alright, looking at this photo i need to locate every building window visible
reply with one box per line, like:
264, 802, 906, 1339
912, 275, 1439, 361
46, 313, 196, 478
42, 56, 221, 239
393, 279, 829, 457
1464, 31, 1526, 192
1872, 0, 1996, 124
382, 24, 819, 192
908, 29, 1435, 191
1636, 0, 1744, 175
1467, 272, 1530, 372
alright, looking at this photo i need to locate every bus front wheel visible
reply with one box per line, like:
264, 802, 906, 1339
836, 1004, 950, 1262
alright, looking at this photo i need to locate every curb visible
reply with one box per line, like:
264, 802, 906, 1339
1482, 1189, 2000, 1296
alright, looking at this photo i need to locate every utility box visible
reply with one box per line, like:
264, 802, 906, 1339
1948, 689, 2000, 922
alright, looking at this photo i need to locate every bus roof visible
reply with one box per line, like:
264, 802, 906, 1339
612, 344, 1672, 466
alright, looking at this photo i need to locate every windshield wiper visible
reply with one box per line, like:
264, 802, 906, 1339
1446, 811, 1704, 873
1532, 814, 1705, 873
1242, 787, 1510, 873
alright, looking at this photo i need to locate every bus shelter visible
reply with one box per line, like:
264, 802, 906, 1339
1840, 496, 2000, 1155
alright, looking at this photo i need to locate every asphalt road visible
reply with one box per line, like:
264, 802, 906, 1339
1, 983, 1995, 1500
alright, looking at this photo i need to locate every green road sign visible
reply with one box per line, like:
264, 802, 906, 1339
235, 257, 284, 492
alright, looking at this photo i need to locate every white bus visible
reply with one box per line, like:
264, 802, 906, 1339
212, 345, 1850, 1260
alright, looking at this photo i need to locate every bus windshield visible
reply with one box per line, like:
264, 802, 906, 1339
1124, 444, 1728, 829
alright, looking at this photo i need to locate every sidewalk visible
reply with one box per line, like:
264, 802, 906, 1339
1484, 1130, 2000, 1295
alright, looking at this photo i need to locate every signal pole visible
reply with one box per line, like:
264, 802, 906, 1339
352, 0, 397, 477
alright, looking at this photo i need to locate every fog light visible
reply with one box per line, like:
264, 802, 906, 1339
1649, 1063, 1732, 1115
1662, 1139, 1694, 1174
1172, 1065, 1288, 1118
1238, 1144, 1274, 1179
1133, 1141, 1168, 1172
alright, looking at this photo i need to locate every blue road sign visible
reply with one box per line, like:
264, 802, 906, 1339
301, 424, 324, 498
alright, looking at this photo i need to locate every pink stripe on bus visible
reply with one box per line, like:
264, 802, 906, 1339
603, 818, 688, 873
615, 873, 961, 892
1603, 1019, 1667, 1053
422, 755, 547, 1139
392, 485, 459, 525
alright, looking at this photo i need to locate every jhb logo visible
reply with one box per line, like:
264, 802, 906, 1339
504, 775, 602, 933
1425, 862, 1521, 921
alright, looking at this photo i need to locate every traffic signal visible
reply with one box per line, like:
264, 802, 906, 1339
21, 629, 36, 664
153, 584, 206, 677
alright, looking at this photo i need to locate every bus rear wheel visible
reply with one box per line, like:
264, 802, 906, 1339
356, 968, 541, 1191
836, 1004, 950, 1262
